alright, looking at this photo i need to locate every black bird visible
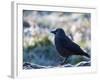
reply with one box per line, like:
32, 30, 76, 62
51, 28, 90, 64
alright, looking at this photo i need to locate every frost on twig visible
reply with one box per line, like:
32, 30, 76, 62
23, 60, 90, 69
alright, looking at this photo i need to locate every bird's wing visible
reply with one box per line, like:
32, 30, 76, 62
64, 41, 83, 53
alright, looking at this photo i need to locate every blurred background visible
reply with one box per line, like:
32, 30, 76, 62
23, 10, 91, 69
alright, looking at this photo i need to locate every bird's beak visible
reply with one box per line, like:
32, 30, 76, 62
51, 30, 56, 34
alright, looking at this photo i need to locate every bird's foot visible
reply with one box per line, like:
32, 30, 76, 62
60, 62, 67, 65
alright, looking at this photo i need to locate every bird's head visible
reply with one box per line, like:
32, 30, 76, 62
51, 28, 66, 37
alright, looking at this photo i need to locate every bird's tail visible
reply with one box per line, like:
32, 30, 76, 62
83, 52, 90, 58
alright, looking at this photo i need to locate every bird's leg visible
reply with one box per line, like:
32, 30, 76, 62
61, 58, 68, 65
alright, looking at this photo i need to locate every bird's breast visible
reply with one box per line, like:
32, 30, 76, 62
55, 37, 71, 57
55, 37, 64, 48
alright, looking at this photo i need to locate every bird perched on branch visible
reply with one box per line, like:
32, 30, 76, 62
51, 28, 90, 65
